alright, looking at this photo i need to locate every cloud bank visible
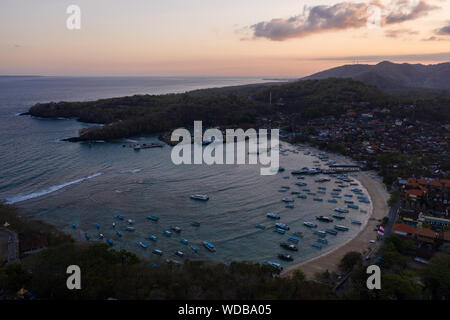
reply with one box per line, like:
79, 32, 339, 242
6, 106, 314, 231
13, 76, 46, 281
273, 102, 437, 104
250, 0, 440, 41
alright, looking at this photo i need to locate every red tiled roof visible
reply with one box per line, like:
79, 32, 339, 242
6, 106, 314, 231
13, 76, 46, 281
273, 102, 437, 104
393, 224, 417, 234
428, 180, 443, 187
405, 189, 424, 197
416, 228, 438, 239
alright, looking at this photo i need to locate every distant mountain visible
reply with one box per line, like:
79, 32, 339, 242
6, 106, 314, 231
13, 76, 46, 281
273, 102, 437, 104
303, 61, 450, 89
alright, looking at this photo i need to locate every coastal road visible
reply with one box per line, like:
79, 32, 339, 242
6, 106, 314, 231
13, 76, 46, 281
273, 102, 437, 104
0, 228, 19, 265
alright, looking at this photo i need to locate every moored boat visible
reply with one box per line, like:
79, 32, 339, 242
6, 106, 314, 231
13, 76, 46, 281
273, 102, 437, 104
278, 253, 294, 261
147, 215, 159, 222
275, 223, 290, 230
280, 242, 298, 251
316, 216, 333, 223
288, 236, 300, 244
139, 241, 148, 248
190, 194, 209, 201
326, 229, 338, 235
335, 225, 349, 231
303, 221, 317, 228
267, 213, 280, 220
152, 249, 163, 256
202, 241, 216, 252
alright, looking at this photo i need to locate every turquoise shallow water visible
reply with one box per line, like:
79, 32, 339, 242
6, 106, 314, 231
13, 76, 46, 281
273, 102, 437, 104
0, 76, 372, 267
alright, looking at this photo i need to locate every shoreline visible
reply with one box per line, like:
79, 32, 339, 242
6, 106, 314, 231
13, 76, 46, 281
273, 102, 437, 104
281, 146, 390, 279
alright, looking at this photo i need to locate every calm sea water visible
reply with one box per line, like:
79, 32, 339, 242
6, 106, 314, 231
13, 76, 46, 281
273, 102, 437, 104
0, 76, 372, 266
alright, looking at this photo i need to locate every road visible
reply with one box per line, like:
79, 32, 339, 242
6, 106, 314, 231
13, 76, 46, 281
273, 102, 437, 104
334, 201, 399, 293
0, 227, 19, 265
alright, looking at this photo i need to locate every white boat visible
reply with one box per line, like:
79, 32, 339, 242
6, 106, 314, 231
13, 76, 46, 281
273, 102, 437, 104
190, 194, 209, 201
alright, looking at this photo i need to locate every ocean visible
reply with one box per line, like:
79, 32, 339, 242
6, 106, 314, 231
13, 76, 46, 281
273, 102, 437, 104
0, 76, 372, 266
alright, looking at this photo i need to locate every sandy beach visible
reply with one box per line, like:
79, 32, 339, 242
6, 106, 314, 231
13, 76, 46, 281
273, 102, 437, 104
282, 150, 390, 279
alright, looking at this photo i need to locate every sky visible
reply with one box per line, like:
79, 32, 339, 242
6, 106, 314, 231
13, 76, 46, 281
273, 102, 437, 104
1, 0, 449, 77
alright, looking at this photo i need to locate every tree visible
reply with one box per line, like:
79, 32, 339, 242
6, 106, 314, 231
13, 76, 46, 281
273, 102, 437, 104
339, 251, 363, 273
420, 254, 450, 300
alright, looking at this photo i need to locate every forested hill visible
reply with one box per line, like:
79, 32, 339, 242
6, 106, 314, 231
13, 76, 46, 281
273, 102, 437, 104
23, 78, 392, 141
24, 77, 449, 142
304, 61, 450, 90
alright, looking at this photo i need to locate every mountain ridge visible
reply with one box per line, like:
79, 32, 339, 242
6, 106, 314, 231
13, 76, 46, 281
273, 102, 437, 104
303, 61, 450, 89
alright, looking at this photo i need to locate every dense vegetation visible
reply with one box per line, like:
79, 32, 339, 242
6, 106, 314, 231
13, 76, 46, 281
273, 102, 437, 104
343, 235, 450, 300
0, 204, 336, 300
2, 205, 448, 300
25, 78, 393, 141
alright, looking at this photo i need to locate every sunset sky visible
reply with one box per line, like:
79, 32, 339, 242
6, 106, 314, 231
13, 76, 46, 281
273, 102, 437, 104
1, 0, 450, 77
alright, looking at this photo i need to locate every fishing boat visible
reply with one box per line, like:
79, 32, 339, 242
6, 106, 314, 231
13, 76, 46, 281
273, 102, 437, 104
84, 233, 90, 240
191, 221, 201, 227
152, 249, 163, 256
316, 216, 334, 223
302, 188, 310, 192
360, 209, 368, 214
190, 194, 209, 201
112, 222, 116, 228
107, 239, 113, 246
344, 200, 354, 204
267, 261, 283, 271
295, 182, 307, 186
95, 223, 100, 229
255, 224, 266, 230
359, 199, 370, 204
288, 237, 300, 244
332, 213, 346, 220
303, 221, 317, 228
275, 223, 290, 230
278, 253, 294, 261
191, 246, 199, 253
125, 226, 135, 232
344, 194, 353, 198
351, 220, 362, 225
170, 226, 182, 233
148, 234, 157, 241
127, 219, 134, 225
273, 228, 286, 235
115, 214, 125, 220
314, 230, 327, 237
313, 198, 323, 202
348, 204, 359, 209
98, 233, 104, 239
282, 197, 294, 203
291, 191, 300, 195
297, 194, 307, 199
174, 250, 184, 258
312, 242, 323, 249
317, 238, 328, 244
139, 241, 148, 249
147, 215, 159, 222
285, 204, 295, 209
202, 241, 216, 252
328, 199, 338, 203
180, 238, 189, 245
163, 230, 172, 237
334, 225, 349, 231
280, 242, 298, 251
334, 208, 349, 213
326, 229, 338, 235
116, 231, 122, 237
267, 213, 280, 220
71, 222, 77, 229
